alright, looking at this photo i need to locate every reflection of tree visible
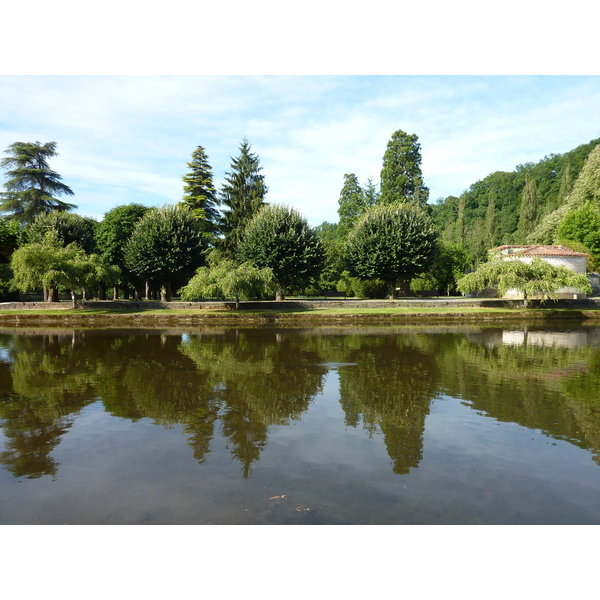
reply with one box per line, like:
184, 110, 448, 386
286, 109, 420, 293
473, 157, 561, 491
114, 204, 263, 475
439, 331, 600, 464
0, 395, 72, 478
181, 330, 326, 477
337, 334, 440, 474
0, 333, 98, 479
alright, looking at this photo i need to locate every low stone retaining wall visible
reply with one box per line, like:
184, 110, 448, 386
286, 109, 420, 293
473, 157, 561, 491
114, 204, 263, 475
2, 297, 600, 311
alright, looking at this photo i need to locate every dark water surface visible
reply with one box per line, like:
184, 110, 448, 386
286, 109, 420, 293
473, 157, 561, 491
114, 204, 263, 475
2, 323, 600, 525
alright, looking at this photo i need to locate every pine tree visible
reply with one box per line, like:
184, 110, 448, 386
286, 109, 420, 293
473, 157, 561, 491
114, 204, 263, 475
379, 129, 429, 206
0, 141, 76, 223
181, 145, 220, 236
337, 174, 365, 240
219, 138, 267, 258
517, 172, 539, 242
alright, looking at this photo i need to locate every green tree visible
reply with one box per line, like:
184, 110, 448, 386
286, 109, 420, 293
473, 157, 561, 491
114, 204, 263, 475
95, 203, 150, 298
429, 242, 470, 295
179, 258, 277, 308
124, 204, 206, 301
456, 193, 466, 245
181, 145, 220, 236
26, 211, 98, 254
379, 129, 429, 206
456, 256, 592, 306
529, 143, 600, 244
556, 202, 600, 257
337, 174, 365, 239
10, 230, 115, 302
0, 141, 76, 223
219, 138, 267, 258
517, 172, 539, 242
558, 161, 573, 204
0, 218, 22, 299
237, 204, 325, 301
345, 203, 440, 299
486, 190, 498, 249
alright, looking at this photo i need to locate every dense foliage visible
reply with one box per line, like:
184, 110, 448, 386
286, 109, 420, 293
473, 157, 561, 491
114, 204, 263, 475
0, 141, 76, 223
345, 203, 440, 298
237, 204, 324, 300
219, 138, 267, 258
456, 257, 592, 305
124, 205, 206, 301
181, 145, 220, 236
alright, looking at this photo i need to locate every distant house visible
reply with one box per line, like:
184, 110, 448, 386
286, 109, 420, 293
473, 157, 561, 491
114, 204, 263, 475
488, 244, 589, 299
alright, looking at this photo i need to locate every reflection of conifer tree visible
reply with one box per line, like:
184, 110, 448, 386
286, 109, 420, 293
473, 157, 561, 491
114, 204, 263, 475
338, 335, 440, 474
181, 329, 327, 477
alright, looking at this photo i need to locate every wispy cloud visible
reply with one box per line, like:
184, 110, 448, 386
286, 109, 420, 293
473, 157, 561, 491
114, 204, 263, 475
1, 76, 599, 224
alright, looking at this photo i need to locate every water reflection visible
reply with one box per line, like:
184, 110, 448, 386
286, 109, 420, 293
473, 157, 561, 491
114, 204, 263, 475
1, 324, 600, 483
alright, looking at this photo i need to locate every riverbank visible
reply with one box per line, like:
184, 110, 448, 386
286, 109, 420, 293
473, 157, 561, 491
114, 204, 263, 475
1, 297, 600, 326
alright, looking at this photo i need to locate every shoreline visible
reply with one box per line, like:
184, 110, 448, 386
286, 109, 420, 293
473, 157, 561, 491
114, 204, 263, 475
1, 297, 600, 327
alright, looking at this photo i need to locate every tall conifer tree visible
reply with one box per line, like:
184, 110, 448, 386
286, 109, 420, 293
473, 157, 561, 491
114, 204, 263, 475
517, 172, 539, 242
219, 138, 267, 258
337, 174, 365, 240
379, 130, 429, 206
181, 145, 220, 236
486, 191, 498, 249
0, 141, 76, 223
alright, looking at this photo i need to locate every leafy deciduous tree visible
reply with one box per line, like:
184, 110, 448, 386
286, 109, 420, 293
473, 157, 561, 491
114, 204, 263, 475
179, 258, 277, 308
237, 204, 324, 301
124, 204, 206, 301
345, 203, 440, 299
456, 256, 592, 306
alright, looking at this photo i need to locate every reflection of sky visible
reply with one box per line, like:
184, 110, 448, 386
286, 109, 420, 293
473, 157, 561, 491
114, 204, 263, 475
0, 347, 11, 363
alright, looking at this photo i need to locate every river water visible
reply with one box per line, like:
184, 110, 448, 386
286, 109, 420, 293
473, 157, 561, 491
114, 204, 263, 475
1, 323, 600, 524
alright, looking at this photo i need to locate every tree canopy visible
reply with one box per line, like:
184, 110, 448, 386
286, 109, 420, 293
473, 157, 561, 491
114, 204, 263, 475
379, 130, 429, 206
0, 141, 76, 223
124, 204, 206, 301
237, 204, 324, 300
219, 138, 267, 258
345, 203, 440, 298
456, 256, 592, 305
181, 145, 220, 236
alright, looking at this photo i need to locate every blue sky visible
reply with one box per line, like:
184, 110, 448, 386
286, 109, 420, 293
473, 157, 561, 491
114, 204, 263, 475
1, 4, 599, 227
1, 75, 599, 226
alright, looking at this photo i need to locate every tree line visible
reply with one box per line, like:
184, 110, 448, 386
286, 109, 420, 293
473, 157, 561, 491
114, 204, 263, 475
1, 131, 599, 303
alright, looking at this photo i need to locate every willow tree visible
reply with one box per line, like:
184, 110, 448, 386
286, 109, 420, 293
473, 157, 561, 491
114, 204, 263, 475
345, 203, 440, 299
456, 257, 592, 306
0, 141, 76, 223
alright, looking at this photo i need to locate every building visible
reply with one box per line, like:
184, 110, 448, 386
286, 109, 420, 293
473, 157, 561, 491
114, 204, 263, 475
487, 245, 589, 299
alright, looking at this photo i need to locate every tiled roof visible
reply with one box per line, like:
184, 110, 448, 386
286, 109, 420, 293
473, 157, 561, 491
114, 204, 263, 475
489, 245, 588, 257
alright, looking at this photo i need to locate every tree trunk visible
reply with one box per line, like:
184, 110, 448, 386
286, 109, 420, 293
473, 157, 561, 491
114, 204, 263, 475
397, 280, 412, 297
43, 288, 48, 302
275, 286, 285, 301
98, 282, 106, 300
386, 280, 397, 300
161, 281, 172, 302
113, 286, 119, 300
71, 290, 77, 308
48, 287, 59, 302
145, 281, 151, 300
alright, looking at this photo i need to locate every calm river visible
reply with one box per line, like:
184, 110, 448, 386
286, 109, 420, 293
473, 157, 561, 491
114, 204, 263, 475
1, 323, 600, 524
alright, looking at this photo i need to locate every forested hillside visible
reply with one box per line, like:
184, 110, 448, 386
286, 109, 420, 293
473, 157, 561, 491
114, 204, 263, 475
430, 138, 600, 265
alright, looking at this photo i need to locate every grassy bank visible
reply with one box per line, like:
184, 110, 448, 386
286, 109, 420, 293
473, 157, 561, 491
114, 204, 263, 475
0, 303, 599, 326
